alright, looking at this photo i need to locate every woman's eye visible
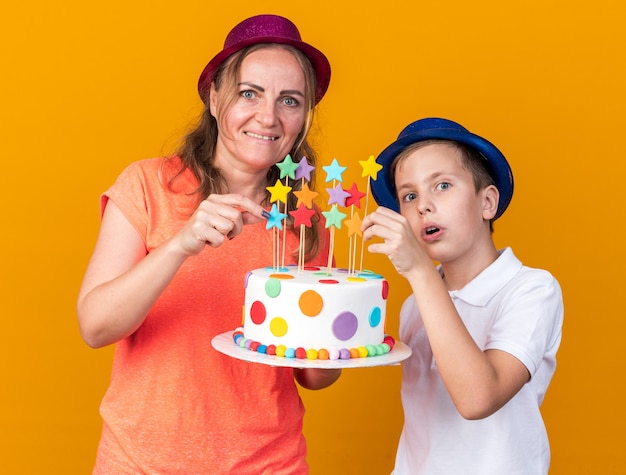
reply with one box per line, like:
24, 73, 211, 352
241, 90, 255, 99
283, 97, 299, 107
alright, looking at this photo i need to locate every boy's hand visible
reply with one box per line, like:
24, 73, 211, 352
362, 207, 430, 277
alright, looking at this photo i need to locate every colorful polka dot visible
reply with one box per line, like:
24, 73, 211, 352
265, 278, 281, 297
369, 307, 382, 327
250, 301, 266, 325
299, 290, 324, 316
382, 280, 389, 299
269, 317, 288, 337
269, 273, 295, 280
347, 276, 366, 282
265, 266, 289, 272
332, 311, 358, 341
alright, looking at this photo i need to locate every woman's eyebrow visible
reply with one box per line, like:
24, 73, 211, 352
238, 82, 304, 97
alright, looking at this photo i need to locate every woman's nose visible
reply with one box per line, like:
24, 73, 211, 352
255, 101, 278, 127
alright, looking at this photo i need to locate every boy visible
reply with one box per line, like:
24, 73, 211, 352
362, 118, 563, 474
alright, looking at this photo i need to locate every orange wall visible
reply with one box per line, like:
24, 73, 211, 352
1, 1, 624, 473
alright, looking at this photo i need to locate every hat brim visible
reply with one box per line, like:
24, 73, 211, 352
371, 127, 514, 220
197, 37, 331, 105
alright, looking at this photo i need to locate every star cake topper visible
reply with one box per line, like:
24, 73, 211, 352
276, 154, 299, 180
322, 158, 347, 183
359, 154, 383, 180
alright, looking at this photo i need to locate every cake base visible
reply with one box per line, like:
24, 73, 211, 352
211, 331, 412, 368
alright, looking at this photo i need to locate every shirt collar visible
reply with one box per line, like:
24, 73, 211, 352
441, 247, 522, 306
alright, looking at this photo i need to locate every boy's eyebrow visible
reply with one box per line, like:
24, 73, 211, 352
395, 181, 414, 192
238, 82, 305, 97
396, 171, 455, 195
396, 171, 444, 187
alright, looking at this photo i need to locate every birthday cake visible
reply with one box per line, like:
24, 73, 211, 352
228, 153, 399, 361
233, 265, 395, 360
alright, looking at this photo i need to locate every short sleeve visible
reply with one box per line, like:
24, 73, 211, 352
486, 269, 563, 377
100, 161, 152, 244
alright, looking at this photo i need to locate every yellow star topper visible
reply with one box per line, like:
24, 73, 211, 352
359, 154, 383, 180
266, 179, 292, 204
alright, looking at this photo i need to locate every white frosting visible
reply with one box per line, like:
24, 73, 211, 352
243, 266, 388, 351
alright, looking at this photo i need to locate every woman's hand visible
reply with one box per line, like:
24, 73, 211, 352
294, 368, 341, 390
77, 194, 267, 348
175, 193, 269, 255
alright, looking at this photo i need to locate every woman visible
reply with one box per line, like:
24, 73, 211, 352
77, 14, 340, 474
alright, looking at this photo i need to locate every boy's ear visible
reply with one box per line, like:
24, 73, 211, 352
482, 185, 499, 220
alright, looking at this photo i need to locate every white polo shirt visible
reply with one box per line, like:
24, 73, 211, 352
392, 247, 563, 475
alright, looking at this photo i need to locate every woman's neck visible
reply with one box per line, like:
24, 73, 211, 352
218, 163, 269, 204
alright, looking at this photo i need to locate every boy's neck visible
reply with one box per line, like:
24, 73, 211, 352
439, 242, 500, 291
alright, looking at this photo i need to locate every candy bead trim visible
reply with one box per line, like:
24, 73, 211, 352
232, 327, 395, 360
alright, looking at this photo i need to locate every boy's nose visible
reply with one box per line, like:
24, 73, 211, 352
417, 196, 433, 215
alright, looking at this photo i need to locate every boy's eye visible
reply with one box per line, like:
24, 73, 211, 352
402, 192, 417, 202
436, 182, 450, 191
